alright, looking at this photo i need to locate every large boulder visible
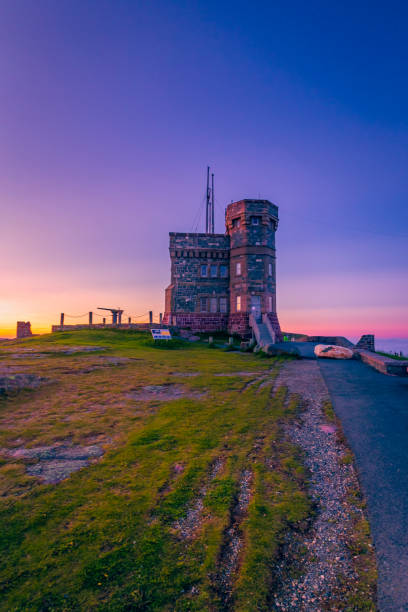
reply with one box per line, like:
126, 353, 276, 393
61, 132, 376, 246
314, 344, 353, 359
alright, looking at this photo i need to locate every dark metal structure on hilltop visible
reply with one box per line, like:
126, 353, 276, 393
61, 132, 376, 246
163, 177, 282, 339
97, 307, 124, 325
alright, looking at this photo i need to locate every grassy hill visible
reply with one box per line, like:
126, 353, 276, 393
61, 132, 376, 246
0, 330, 311, 610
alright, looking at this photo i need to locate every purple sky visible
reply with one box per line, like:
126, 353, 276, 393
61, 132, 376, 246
1, 0, 407, 337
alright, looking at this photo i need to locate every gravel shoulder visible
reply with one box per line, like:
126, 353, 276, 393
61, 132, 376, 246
271, 360, 376, 610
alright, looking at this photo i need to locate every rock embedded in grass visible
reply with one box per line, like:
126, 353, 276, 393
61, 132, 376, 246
0, 373, 50, 396
4, 444, 104, 484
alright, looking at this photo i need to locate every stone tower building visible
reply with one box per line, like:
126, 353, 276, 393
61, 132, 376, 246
16, 321, 32, 338
163, 199, 282, 340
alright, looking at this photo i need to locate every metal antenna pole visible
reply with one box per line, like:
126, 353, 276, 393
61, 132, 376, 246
206, 166, 210, 233
211, 172, 215, 233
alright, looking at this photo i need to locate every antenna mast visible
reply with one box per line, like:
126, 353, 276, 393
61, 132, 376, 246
211, 172, 215, 233
206, 166, 210, 233
205, 166, 215, 234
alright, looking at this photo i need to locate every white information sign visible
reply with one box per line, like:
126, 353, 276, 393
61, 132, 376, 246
151, 329, 172, 340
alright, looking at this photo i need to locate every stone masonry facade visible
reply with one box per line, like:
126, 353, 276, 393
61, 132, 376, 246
16, 321, 32, 338
163, 199, 283, 339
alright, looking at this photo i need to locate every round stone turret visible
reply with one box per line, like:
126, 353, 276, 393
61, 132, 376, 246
225, 199, 282, 339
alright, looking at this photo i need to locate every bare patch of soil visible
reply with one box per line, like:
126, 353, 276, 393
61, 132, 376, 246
215, 370, 276, 393
3, 346, 107, 359
60, 356, 132, 374
214, 371, 264, 377
127, 384, 204, 402
170, 372, 201, 377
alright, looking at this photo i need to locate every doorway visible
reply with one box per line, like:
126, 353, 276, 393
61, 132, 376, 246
251, 295, 261, 322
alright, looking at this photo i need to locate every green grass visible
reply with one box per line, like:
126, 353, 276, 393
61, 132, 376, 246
0, 330, 375, 610
376, 351, 407, 361
0, 329, 310, 610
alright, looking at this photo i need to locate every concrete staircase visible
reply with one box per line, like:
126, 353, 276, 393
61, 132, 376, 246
249, 314, 277, 348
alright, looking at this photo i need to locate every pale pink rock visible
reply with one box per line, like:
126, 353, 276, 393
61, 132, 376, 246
314, 344, 353, 359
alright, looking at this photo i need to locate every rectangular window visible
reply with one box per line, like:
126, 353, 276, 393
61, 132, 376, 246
251, 216, 261, 225
210, 297, 217, 313
236, 262, 241, 275
200, 297, 207, 312
220, 264, 228, 278
236, 296, 241, 312
268, 296, 273, 312
200, 264, 207, 277
268, 262, 272, 276
232, 217, 241, 228
210, 264, 218, 278
220, 297, 227, 313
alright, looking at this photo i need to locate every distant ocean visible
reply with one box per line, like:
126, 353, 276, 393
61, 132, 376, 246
375, 338, 408, 357
349, 337, 408, 357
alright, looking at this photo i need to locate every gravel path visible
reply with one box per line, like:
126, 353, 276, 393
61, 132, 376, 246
271, 360, 367, 610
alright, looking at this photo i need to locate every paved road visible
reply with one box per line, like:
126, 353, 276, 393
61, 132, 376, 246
318, 358, 408, 611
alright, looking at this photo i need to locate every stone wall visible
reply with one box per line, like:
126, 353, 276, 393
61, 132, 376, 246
307, 336, 355, 348
163, 232, 230, 332
165, 313, 229, 332
355, 334, 375, 352
228, 313, 251, 337
356, 349, 408, 376
265, 313, 283, 342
